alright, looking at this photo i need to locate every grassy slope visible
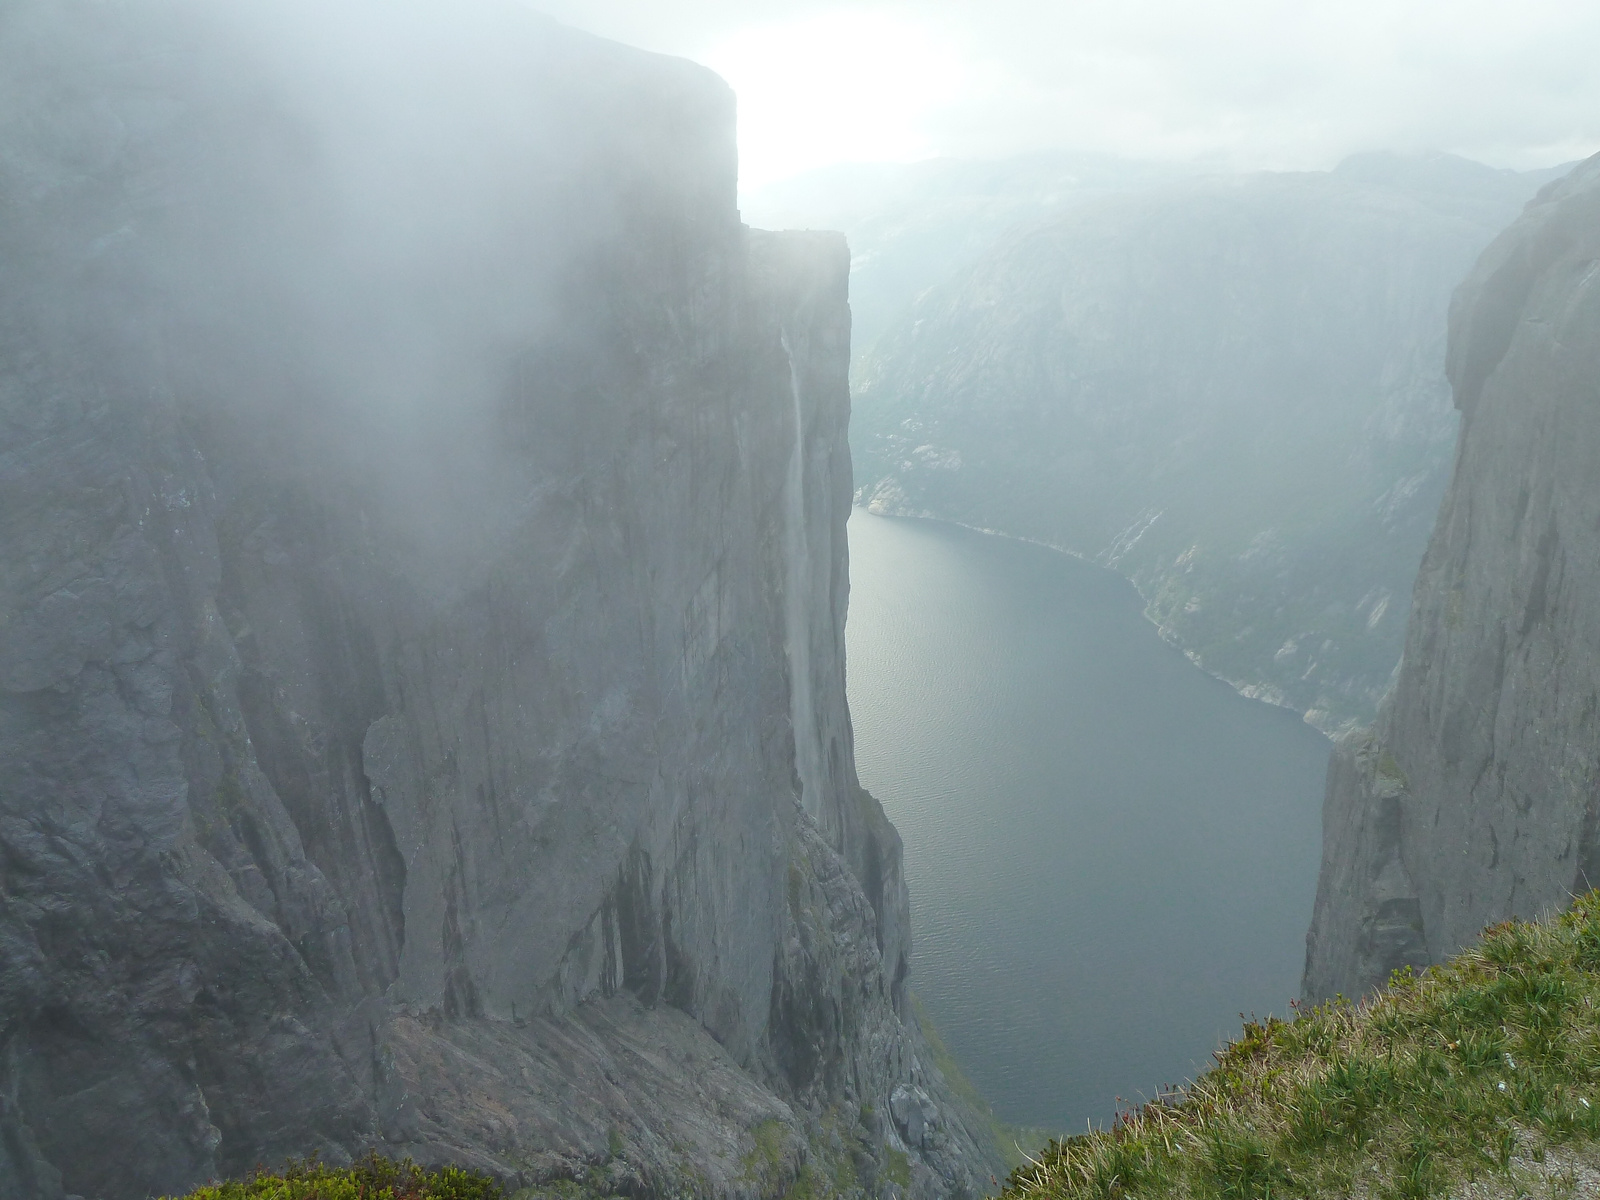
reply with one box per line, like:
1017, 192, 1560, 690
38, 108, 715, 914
1006, 894, 1600, 1200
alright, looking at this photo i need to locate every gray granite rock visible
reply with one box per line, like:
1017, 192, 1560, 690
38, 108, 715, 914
0, 3, 1001, 1196
1304, 153, 1600, 1001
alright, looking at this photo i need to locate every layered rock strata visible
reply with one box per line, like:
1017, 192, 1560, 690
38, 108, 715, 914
0, 3, 999, 1197
1304, 154, 1600, 1000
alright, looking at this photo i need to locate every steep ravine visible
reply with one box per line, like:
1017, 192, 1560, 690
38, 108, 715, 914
0, 3, 1000, 1197
1304, 153, 1600, 1001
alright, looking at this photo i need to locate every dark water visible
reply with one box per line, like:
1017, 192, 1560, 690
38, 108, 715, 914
845, 512, 1331, 1131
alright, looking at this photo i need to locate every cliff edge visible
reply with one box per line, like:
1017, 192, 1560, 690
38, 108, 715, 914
0, 2, 1000, 1197
1304, 152, 1600, 1000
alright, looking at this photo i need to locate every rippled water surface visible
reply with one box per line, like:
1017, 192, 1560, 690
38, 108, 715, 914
845, 512, 1331, 1130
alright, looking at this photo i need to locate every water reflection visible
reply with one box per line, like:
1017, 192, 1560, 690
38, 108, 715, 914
845, 511, 1330, 1130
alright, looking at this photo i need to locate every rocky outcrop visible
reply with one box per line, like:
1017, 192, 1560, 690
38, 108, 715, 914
851, 154, 1563, 733
0, 3, 999, 1197
1304, 153, 1600, 1000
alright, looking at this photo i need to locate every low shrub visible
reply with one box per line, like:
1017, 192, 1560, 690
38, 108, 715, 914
165, 1151, 501, 1200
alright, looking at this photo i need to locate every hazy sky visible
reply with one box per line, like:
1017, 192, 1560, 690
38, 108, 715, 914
532, 0, 1600, 190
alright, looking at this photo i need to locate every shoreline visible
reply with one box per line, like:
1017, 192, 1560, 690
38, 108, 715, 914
850, 502, 1344, 741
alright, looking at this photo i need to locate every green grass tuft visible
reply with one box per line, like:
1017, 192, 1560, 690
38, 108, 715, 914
165, 1152, 501, 1200
1005, 893, 1600, 1200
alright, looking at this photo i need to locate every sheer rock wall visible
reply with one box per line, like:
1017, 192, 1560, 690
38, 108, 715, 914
0, 3, 997, 1197
1305, 154, 1600, 1000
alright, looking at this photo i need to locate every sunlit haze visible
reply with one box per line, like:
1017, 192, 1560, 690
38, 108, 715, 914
532, 0, 1600, 191
700, 13, 967, 189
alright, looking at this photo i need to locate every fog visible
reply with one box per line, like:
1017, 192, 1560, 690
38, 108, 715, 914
537, 0, 1600, 189
0, 0, 740, 597
0, 7, 876, 1193
5, 0, 1600, 1189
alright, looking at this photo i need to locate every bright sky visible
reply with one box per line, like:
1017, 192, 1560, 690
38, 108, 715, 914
533, 1, 1600, 190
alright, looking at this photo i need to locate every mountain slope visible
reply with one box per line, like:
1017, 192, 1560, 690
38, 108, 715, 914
743, 154, 1194, 365
853, 154, 1560, 732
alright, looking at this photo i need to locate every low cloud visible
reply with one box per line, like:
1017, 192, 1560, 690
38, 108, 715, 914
534, 0, 1600, 185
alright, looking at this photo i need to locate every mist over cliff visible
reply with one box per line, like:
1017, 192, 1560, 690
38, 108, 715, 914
0, 3, 999, 1196
743, 154, 1195, 367
1305, 153, 1600, 1000
850, 154, 1561, 733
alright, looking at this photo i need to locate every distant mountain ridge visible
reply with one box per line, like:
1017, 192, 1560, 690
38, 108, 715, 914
743, 153, 1197, 364
847, 152, 1566, 733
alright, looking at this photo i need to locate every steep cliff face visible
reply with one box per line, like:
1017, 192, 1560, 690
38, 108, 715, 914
852, 155, 1560, 732
1304, 153, 1600, 1000
0, 3, 997, 1197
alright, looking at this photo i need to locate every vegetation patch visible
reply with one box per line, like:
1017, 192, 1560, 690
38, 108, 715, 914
739, 1111, 881, 1200
165, 1153, 501, 1200
740, 1118, 797, 1195
1005, 893, 1600, 1199
883, 1148, 912, 1190
1376, 750, 1409, 790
